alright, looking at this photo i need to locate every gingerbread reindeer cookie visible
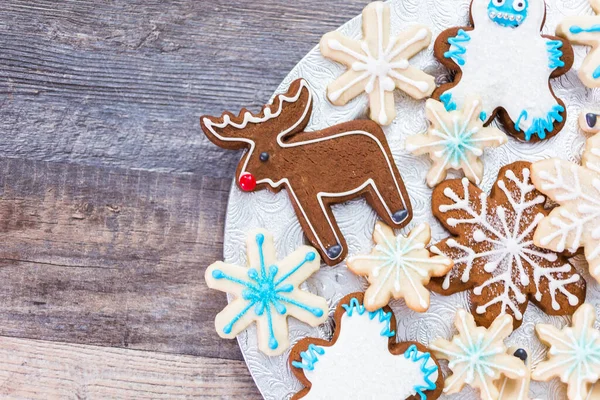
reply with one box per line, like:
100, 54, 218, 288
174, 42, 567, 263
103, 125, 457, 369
428, 161, 586, 329
201, 79, 412, 266
434, 0, 574, 141
289, 293, 443, 400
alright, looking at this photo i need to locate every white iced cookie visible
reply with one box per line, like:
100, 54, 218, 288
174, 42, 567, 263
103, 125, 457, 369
533, 304, 600, 400
557, 0, 600, 88
347, 222, 453, 312
430, 309, 527, 400
531, 132, 600, 284
405, 95, 508, 187
204, 230, 328, 356
319, 1, 435, 126
290, 294, 443, 400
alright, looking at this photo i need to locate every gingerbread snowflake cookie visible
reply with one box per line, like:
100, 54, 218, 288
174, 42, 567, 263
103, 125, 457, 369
347, 222, 453, 312
405, 95, 508, 187
290, 293, 443, 400
557, 0, 600, 88
205, 230, 328, 356
320, 1, 435, 126
435, 0, 574, 141
429, 161, 586, 328
430, 309, 527, 400
531, 132, 600, 284
533, 304, 600, 400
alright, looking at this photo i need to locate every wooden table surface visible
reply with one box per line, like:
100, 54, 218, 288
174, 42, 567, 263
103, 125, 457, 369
0, 0, 371, 398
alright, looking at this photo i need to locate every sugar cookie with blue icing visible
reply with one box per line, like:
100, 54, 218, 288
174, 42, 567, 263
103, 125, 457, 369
434, 0, 574, 142
557, 0, 600, 89
205, 230, 328, 356
289, 293, 443, 400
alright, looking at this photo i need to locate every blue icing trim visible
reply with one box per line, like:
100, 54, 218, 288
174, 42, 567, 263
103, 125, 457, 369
341, 297, 396, 338
292, 344, 325, 371
515, 104, 564, 141
479, 111, 487, 122
404, 345, 439, 400
440, 92, 457, 112
546, 40, 565, 69
594, 65, 600, 80
443, 29, 470, 66
570, 24, 600, 34
213, 233, 322, 350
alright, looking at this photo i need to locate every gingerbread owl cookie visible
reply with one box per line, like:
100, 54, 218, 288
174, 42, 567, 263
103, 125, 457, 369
434, 0, 574, 141
201, 79, 413, 266
320, 1, 435, 126
289, 293, 443, 400
428, 161, 586, 329
205, 230, 328, 356
531, 132, 600, 284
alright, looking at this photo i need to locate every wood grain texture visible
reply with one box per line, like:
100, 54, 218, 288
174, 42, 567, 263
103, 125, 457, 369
0, 0, 367, 178
0, 335, 261, 399
0, 156, 244, 361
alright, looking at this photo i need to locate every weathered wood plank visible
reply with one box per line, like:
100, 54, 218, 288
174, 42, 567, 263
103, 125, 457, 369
0, 335, 261, 399
0, 156, 246, 361
0, 0, 366, 178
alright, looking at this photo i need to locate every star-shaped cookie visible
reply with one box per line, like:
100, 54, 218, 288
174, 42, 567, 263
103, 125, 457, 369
347, 222, 453, 312
320, 1, 435, 126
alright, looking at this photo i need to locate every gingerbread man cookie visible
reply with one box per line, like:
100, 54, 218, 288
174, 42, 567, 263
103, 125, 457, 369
531, 132, 600, 284
430, 309, 527, 400
347, 222, 453, 312
405, 95, 508, 187
435, 0, 574, 141
429, 161, 586, 328
557, 0, 600, 88
201, 79, 413, 266
205, 230, 328, 356
290, 293, 443, 400
533, 304, 600, 400
320, 1, 435, 126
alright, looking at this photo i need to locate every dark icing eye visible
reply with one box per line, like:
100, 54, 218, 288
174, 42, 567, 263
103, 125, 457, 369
260, 152, 270, 162
513, 1, 526, 11
493, 0, 505, 6
513, 348, 528, 362
587, 113, 598, 129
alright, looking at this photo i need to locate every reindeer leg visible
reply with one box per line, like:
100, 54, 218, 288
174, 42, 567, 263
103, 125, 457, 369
286, 187, 347, 266
365, 177, 412, 229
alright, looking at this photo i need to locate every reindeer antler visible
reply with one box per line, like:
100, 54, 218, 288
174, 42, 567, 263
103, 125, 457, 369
200, 79, 313, 150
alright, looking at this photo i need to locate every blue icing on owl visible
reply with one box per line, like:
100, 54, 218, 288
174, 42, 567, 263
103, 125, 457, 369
487, 0, 529, 28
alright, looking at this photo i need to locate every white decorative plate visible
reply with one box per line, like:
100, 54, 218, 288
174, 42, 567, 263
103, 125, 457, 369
222, 0, 600, 398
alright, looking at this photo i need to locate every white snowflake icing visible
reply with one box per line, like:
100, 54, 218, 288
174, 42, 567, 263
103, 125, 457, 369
347, 222, 453, 312
430, 309, 527, 400
405, 95, 508, 187
531, 132, 600, 284
533, 304, 600, 400
430, 164, 585, 327
319, 1, 435, 125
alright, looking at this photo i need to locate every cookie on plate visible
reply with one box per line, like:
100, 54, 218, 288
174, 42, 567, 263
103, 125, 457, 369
347, 221, 453, 312
531, 132, 600, 284
434, 0, 573, 141
201, 78, 413, 266
289, 292, 443, 400
428, 161, 586, 329
205, 229, 328, 356
320, 1, 435, 126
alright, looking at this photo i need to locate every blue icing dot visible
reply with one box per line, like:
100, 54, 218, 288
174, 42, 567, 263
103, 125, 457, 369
256, 233, 265, 245
305, 252, 316, 262
269, 337, 279, 350
247, 268, 259, 280
312, 308, 324, 318
212, 270, 225, 279
223, 323, 233, 334
479, 111, 487, 121
278, 284, 294, 293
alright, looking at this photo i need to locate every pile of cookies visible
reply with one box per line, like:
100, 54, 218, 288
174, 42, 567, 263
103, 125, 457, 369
201, 1, 600, 399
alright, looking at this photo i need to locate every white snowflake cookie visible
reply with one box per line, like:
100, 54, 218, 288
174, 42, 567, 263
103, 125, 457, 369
430, 309, 527, 400
319, 1, 435, 126
204, 230, 328, 356
429, 161, 586, 329
533, 303, 600, 400
531, 133, 600, 283
290, 293, 443, 400
347, 222, 453, 312
557, 0, 600, 88
405, 95, 508, 187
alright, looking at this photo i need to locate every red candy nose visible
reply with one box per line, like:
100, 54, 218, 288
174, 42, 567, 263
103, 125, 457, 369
239, 173, 257, 192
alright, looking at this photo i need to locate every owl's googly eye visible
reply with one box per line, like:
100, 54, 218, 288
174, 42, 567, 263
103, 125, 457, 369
493, 0, 505, 6
513, 1, 526, 11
